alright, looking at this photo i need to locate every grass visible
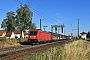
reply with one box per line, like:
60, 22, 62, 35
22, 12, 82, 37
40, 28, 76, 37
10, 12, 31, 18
18, 40, 90, 60
0, 39, 20, 48
0, 38, 27, 48
61, 40, 89, 60
86, 38, 90, 41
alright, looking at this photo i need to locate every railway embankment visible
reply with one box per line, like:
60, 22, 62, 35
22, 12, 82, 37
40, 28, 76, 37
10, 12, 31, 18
84, 40, 90, 53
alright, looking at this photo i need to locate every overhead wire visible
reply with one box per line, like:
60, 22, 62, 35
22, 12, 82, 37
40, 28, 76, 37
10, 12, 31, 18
40, 0, 56, 15
27, 0, 56, 24
14, 1, 68, 34
27, 0, 32, 8
14, 0, 23, 4
27, 0, 53, 30
26, 0, 54, 24
14, 0, 54, 24
40, 0, 58, 23
40, 0, 68, 31
32, 0, 56, 22
40, 0, 69, 26
14, 0, 66, 32
31, 7, 53, 23
0, 9, 8, 12
14, 0, 46, 29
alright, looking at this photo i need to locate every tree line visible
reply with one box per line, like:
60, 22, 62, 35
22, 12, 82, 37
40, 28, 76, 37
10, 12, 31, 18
87, 31, 90, 38
1, 4, 36, 38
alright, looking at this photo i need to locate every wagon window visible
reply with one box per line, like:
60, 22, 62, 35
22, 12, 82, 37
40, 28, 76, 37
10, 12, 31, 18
30, 31, 37, 35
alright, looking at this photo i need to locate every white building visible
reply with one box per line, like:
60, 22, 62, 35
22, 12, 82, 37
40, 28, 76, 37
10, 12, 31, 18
80, 32, 87, 39
10, 30, 28, 38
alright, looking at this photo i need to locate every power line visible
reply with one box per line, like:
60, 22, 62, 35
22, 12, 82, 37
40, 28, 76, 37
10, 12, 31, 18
0, 9, 8, 12
33, 0, 56, 21
14, 0, 23, 4
29, 0, 57, 23
27, 0, 32, 8
14, 0, 53, 30
31, 7, 54, 23
40, 0, 58, 23
31, 8, 53, 24
40, 0, 56, 14
14, 0, 66, 33
14, 0, 54, 24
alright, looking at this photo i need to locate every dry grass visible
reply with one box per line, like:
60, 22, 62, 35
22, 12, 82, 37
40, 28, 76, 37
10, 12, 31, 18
0, 40, 20, 48
18, 40, 90, 60
61, 40, 89, 60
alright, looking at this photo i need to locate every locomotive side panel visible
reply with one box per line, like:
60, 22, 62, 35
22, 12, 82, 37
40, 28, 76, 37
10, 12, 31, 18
40, 31, 51, 41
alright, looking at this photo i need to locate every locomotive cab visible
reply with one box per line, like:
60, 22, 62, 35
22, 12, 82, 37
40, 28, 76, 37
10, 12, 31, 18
28, 30, 38, 43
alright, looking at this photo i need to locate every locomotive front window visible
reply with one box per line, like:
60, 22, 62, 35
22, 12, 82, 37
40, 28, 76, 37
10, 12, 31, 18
30, 31, 37, 35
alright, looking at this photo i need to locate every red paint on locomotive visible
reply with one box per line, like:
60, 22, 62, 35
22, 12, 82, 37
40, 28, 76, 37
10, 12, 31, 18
28, 29, 51, 43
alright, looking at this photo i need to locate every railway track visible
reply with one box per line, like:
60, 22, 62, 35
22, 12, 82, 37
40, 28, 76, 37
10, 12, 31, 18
0, 40, 71, 60
0, 45, 32, 56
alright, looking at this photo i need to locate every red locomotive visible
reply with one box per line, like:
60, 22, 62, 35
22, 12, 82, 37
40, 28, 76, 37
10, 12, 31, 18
28, 29, 52, 43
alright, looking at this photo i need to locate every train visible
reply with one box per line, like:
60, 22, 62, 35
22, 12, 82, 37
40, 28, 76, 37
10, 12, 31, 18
28, 29, 71, 43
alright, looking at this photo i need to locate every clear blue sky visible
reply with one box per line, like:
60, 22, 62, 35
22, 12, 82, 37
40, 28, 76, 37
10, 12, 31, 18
0, 0, 90, 36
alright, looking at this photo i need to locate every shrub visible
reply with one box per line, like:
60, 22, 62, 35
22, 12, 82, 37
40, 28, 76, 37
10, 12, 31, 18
0, 37, 6, 41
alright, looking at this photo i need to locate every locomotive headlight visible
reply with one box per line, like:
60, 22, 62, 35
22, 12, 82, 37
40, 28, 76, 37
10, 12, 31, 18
30, 36, 37, 38
34, 36, 36, 38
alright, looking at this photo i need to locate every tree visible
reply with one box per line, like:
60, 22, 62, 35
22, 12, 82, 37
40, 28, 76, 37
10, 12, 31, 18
1, 11, 15, 37
16, 4, 36, 38
87, 31, 90, 38
31, 23, 37, 30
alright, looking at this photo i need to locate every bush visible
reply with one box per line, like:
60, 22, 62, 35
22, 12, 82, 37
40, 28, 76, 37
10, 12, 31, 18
14, 38, 28, 43
86, 38, 90, 41
0, 39, 20, 48
0, 37, 6, 41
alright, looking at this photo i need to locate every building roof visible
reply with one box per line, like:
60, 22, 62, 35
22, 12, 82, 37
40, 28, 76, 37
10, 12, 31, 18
14, 30, 28, 36
14, 30, 21, 34
80, 32, 87, 34
0, 30, 5, 36
23, 31, 28, 36
7, 30, 28, 36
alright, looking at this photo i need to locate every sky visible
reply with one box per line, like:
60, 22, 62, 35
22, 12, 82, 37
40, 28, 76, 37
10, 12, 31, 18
0, 0, 90, 36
